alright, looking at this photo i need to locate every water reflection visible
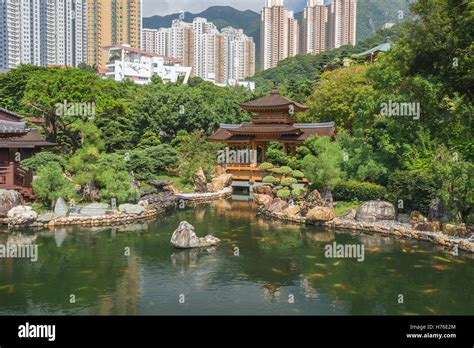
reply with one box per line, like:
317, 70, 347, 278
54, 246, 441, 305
0, 199, 473, 315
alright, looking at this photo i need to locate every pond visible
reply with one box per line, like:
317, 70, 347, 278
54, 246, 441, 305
0, 199, 473, 315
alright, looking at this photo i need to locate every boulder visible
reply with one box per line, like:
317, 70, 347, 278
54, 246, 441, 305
207, 174, 233, 192
254, 194, 273, 206
37, 213, 57, 223
170, 221, 221, 249
193, 167, 208, 193
7, 205, 38, 226
396, 213, 410, 224
253, 185, 273, 196
118, 204, 145, 215
54, 197, 69, 217
141, 191, 178, 213
413, 221, 441, 232
77, 203, 112, 217
443, 224, 469, 238
356, 201, 396, 222
306, 206, 336, 222
340, 208, 356, 220
306, 190, 327, 208
410, 211, 427, 224
0, 189, 24, 217
264, 198, 288, 214
214, 165, 226, 176
284, 205, 301, 217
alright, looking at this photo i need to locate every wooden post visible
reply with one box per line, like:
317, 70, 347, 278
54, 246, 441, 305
251, 141, 256, 165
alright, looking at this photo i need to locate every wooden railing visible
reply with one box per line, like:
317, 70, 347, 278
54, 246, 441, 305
0, 162, 33, 192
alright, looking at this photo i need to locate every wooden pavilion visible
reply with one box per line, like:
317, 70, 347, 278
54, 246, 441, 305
208, 88, 336, 182
0, 108, 56, 198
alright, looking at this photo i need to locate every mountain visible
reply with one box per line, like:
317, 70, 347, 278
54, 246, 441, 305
143, 6, 260, 43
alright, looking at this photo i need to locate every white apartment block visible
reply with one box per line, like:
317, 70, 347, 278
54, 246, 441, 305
260, 0, 299, 70
0, 0, 87, 69
103, 45, 192, 85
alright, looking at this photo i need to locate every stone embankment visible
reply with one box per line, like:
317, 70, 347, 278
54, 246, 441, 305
256, 187, 474, 254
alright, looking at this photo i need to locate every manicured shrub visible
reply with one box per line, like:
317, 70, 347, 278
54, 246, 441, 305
262, 175, 279, 184
333, 180, 387, 202
291, 187, 306, 199
259, 162, 274, 171
281, 177, 298, 187
292, 170, 305, 179
277, 189, 291, 200
272, 185, 283, 194
272, 166, 293, 176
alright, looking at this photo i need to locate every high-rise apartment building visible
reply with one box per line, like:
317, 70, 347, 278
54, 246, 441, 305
87, 0, 142, 68
260, 0, 299, 70
0, 0, 87, 70
302, 0, 328, 54
302, 0, 357, 54
142, 18, 254, 85
327, 0, 357, 49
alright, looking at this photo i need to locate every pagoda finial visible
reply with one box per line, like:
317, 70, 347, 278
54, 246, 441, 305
271, 82, 279, 94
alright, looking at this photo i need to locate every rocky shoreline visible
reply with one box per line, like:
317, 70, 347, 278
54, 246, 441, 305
1, 186, 233, 230
255, 187, 474, 254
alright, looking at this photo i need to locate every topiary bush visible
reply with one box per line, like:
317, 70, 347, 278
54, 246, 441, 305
272, 166, 293, 176
277, 189, 291, 200
272, 185, 283, 194
292, 170, 305, 179
259, 162, 274, 171
291, 187, 306, 199
333, 180, 387, 202
281, 177, 298, 187
262, 175, 280, 185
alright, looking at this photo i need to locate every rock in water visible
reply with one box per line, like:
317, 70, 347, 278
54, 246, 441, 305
7, 206, 38, 226
170, 221, 221, 249
54, 197, 69, 217
355, 201, 395, 221
193, 167, 208, 193
264, 198, 288, 214
0, 189, 24, 217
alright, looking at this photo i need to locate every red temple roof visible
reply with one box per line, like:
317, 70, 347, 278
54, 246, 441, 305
240, 88, 308, 113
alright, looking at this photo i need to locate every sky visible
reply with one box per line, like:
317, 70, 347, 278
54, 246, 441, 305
142, 0, 308, 17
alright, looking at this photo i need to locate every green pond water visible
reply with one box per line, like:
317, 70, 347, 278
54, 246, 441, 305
0, 199, 473, 315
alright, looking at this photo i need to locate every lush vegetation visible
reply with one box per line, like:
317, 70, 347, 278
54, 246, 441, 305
0, 0, 471, 225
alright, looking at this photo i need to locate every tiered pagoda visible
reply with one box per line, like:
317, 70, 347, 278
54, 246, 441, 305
208, 88, 336, 182
0, 108, 56, 198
